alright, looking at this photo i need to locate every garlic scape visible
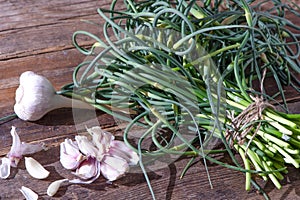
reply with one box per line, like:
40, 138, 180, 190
14, 71, 92, 121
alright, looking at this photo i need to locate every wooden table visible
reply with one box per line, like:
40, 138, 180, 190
0, 1, 300, 199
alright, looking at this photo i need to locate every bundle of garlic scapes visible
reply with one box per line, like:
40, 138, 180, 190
64, 1, 300, 199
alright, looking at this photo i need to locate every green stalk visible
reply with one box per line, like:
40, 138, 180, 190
266, 162, 284, 181
265, 111, 297, 129
235, 145, 251, 191
240, 144, 268, 181
256, 130, 291, 148
271, 143, 299, 168
0, 113, 17, 122
262, 161, 282, 189
191, 43, 241, 65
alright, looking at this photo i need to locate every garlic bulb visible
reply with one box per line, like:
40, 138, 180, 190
60, 126, 139, 183
14, 71, 92, 121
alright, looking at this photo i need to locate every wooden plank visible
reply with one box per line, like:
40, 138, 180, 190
0, 0, 106, 60
0, 49, 83, 110
0, 0, 300, 199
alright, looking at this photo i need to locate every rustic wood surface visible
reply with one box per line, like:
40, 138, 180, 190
0, 0, 300, 199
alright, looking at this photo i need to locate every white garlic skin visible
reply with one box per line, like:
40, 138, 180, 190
14, 71, 59, 121
14, 71, 92, 121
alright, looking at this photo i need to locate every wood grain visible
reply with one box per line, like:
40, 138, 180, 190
0, 0, 300, 200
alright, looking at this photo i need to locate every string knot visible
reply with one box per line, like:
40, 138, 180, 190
225, 95, 275, 152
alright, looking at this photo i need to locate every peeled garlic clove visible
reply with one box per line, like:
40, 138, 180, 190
47, 179, 68, 197
25, 157, 50, 179
19, 186, 38, 200
0, 157, 11, 179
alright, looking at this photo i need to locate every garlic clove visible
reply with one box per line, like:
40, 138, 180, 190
74, 157, 98, 180
87, 126, 114, 154
24, 157, 50, 179
69, 161, 101, 184
60, 139, 84, 170
100, 156, 129, 181
0, 157, 11, 179
75, 136, 99, 158
19, 186, 38, 200
47, 179, 68, 197
110, 140, 139, 165
100, 161, 126, 182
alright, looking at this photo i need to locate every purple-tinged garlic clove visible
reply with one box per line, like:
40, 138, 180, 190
109, 140, 139, 165
73, 157, 99, 180
60, 139, 84, 170
100, 156, 129, 181
75, 136, 100, 159
87, 126, 114, 155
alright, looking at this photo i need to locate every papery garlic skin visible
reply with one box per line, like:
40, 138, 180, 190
14, 71, 92, 121
7, 126, 45, 167
7, 126, 23, 167
87, 126, 114, 154
0, 126, 46, 179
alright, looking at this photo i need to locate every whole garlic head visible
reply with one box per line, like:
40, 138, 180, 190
14, 71, 92, 121
14, 71, 59, 121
